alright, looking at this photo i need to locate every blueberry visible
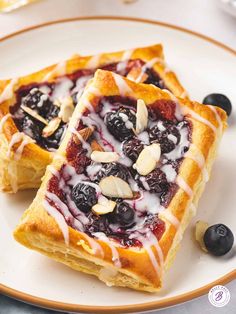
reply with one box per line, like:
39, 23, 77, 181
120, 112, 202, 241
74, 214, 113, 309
21, 115, 43, 141
203, 93, 232, 116
149, 121, 180, 154
43, 123, 66, 150
140, 168, 169, 193
96, 163, 129, 182
122, 137, 144, 161
71, 183, 97, 213
204, 224, 234, 256
109, 202, 135, 228
105, 107, 136, 142
86, 213, 109, 234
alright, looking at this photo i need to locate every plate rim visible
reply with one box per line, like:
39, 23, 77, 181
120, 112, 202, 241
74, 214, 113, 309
0, 15, 235, 313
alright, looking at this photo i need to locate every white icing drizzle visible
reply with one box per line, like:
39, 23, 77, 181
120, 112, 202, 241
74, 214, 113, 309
86, 86, 101, 97
132, 232, 162, 276
161, 209, 180, 229
183, 106, 217, 134
190, 203, 197, 216
161, 164, 177, 183
43, 61, 67, 81
185, 144, 209, 182
180, 91, 188, 98
43, 199, 69, 245
14, 136, 35, 161
164, 125, 189, 160
135, 57, 163, 83
46, 192, 72, 219
207, 105, 223, 133
7, 132, 35, 160
51, 77, 74, 101
0, 113, 11, 132
112, 72, 133, 96
116, 49, 134, 73
176, 176, 193, 198
82, 233, 104, 258
0, 78, 18, 103
47, 165, 60, 178
93, 232, 121, 268
86, 54, 101, 69
162, 89, 184, 121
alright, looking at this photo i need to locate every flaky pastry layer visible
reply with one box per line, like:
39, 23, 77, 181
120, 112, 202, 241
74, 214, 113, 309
14, 70, 227, 292
0, 44, 186, 193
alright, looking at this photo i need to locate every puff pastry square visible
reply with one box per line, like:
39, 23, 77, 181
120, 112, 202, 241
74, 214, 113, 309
14, 69, 227, 292
0, 44, 187, 193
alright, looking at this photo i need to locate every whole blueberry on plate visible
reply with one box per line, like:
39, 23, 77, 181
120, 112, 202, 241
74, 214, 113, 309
203, 93, 232, 116
203, 224, 234, 256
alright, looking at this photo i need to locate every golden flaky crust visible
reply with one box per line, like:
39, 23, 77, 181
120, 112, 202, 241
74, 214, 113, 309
0, 44, 186, 193
14, 70, 227, 292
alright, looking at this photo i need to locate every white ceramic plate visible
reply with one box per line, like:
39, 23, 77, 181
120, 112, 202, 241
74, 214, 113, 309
0, 17, 235, 313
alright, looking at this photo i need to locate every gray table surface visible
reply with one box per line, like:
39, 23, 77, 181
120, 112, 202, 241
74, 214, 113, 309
0, 281, 235, 314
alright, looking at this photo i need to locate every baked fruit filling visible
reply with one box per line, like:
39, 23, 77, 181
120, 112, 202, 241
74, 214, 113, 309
45, 95, 192, 247
10, 60, 166, 151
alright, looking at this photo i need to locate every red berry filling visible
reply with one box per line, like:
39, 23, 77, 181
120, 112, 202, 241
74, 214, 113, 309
46, 95, 191, 247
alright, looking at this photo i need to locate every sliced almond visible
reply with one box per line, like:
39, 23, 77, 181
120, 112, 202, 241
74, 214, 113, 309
91, 139, 104, 152
195, 220, 209, 253
134, 143, 161, 176
91, 151, 119, 163
92, 199, 116, 215
136, 99, 148, 134
54, 99, 61, 107
21, 105, 48, 125
42, 117, 61, 138
58, 96, 74, 123
127, 67, 148, 83
99, 176, 133, 199
73, 126, 94, 144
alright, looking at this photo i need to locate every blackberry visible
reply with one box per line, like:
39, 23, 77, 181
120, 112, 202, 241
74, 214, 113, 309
22, 88, 52, 117
149, 121, 180, 154
105, 107, 136, 142
21, 115, 43, 141
96, 163, 129, 182
71, 183, 97, 213
122, 137, 144, 161
141, 168, 169, 193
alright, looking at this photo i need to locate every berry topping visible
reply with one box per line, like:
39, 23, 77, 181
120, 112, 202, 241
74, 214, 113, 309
203, 93, 232, 116
21, 115, 43, 141
96, 162, 129, 182
43, 123, 66, 150
86, 213, 109, 234
140, 168, 169, 193
203, 224, 234, 256
122, 137, 144, 161
71, 183, 97, 213
109, 202, 135, 228
22, 88, 53, 118
149, 121, 180, 153
144, 68, 165, 89
105, 107, 136, 141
